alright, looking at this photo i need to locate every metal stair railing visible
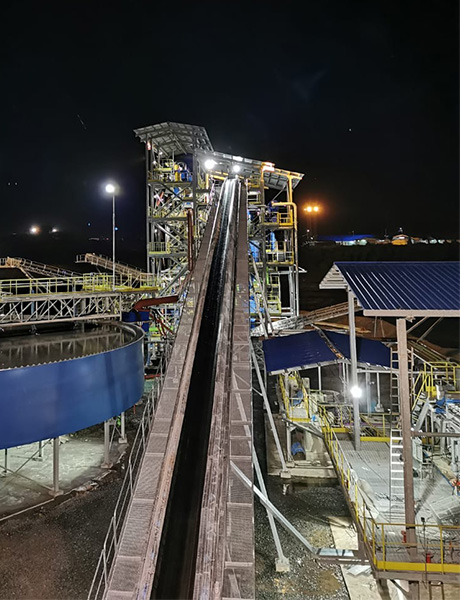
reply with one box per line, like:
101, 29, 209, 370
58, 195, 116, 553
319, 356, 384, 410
75, 254, 154, 284
389, 428, 406, 522
0, 256, 78, 278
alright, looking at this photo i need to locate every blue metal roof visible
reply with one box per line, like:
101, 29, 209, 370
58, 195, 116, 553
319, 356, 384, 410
263, 331, 336, 374
263, 330, 390, 374
321, 262, 460, 316
318, 234, 375, 242
324, 331, 390, 368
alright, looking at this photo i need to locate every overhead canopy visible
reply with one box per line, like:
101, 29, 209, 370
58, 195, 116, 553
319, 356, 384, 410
320, 261, 460, 317
324, 331, 390, 368
134, 121, 213, 156
195, 149, 304, 191
263, 331, 336, 374
263, 330, 390, 374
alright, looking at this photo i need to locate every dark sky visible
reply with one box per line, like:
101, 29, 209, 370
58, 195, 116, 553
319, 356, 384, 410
1, 0, 458, 241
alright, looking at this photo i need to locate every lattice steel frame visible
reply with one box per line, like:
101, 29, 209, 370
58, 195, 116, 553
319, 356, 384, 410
134, 122, 215, 296
0, 293, 122, 326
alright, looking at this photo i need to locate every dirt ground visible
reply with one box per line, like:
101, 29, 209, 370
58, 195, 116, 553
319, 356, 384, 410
0, 476, 122, 600
255, 480, 351, 600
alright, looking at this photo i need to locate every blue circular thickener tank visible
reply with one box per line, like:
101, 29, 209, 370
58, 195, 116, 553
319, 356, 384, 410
0, 322, 144, 449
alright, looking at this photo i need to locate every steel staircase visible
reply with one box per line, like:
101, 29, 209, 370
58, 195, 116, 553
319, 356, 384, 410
389, 428, 406, 521
75, 253, 152, 284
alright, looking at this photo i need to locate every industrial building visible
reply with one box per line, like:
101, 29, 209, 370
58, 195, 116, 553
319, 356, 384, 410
0, 122, 459, 600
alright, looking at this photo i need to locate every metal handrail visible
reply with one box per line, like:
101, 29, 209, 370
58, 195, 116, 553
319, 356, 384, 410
279, 373, 310, 421
87, 380, 163, 600
319, 406, 460, 573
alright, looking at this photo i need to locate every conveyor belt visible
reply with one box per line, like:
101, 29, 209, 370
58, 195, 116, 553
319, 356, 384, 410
102, 178, 254, 600
152, 178, 239, 598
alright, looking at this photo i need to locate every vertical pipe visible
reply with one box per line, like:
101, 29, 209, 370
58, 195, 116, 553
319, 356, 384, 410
365, 371, 371, 413
2, 449, 7, 476
376, 372, 382, 411
286, 426, 292, 461
317, 366, 322, 391
38, 440, 43, 460
348, 290, 360, 449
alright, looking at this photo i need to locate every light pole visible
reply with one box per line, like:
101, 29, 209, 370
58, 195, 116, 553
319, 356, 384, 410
303, 204, 320, 242
105, 183, 117, 290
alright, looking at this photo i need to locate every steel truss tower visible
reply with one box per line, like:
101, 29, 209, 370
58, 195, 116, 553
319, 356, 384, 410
194, 149, 304, 329
134, 122, 214, 296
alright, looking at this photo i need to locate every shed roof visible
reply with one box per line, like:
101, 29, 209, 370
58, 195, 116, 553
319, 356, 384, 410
320, 262, 460, 317
262, 329, 390, 374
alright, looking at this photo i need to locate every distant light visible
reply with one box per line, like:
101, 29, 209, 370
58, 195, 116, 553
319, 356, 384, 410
29, 225, 40, 235
305, 206, 313, 213
234, 156, 243, 162
105, 183, 116, 194
350, 385, 363, 399
204, 159, 216, 170
51, 227, 58, 233
115, 226, 119, 231
87, 222, 91, 227
232, 164, 241, 173
313, 206, 319, 213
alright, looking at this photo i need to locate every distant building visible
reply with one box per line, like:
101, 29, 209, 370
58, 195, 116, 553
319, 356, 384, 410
317, 234, 376, 246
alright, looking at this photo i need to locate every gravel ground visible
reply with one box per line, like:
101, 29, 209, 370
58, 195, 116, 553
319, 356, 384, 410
0, 472, 122, 599
255, 480, 351, 600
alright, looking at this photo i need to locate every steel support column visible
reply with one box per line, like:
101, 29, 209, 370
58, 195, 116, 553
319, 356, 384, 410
2, 449, 7, 477
348, 290, 360, 449
119, 412, 127, 444
51, 437, 63, 497
102, 420, 112, 468
396, 318, 419, 600
251, 345, 289, 475
253, 448, 290, 572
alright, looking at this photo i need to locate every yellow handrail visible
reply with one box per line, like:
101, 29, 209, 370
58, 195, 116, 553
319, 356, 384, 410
279, 374, 310, 421
318, 406, 460, 573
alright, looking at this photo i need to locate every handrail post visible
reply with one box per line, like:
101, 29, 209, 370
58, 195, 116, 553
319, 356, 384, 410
372, 520, 376, 564
381, 524, 386, 565
112, 511, 117, 550
102, 542, 108, 588
440, 525, 444, 571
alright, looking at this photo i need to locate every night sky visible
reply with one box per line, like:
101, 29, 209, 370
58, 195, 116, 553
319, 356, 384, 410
1, 0, 458, 243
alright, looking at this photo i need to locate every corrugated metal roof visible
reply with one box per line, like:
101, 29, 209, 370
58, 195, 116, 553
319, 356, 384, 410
263, 330, 390, 374
324, 331, 390, 368
263, 331, 336, 374
320, 262, 460, 316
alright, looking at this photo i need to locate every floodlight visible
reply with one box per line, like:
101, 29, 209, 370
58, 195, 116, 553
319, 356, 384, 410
204, 159, 216, 170
350, 385, 363, 399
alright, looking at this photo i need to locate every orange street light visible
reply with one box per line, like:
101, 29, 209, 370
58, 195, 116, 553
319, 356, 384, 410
305, 206, 313, 213
313, 205, 319, 212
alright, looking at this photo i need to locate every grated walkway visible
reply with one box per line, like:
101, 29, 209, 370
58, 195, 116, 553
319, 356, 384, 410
339, 439, 460, 526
